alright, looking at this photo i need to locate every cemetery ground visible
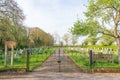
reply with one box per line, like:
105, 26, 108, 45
0, 49, 120, 80
65, 47, 120, 72
0, 48, 55, 72
1, 48, 120, 80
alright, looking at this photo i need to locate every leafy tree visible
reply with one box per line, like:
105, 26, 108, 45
84, 36, 98, 45
0, 0, 26, 49
99, 35, 115, 46
71, 19, 99, 36
82, 39, 89, 46
71, 0, 120, 63
29, 27, 54, 47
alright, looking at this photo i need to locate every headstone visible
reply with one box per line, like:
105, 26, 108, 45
15, 49, 19, 58
110, 48, 113, 54
105, 48, 109, 54
29, 48, 32, 55
22, 51, 26, 57
19, 49, 23, 55
6, 55, 11, 62
0, 50, 2, 58
100, 50, 103, 54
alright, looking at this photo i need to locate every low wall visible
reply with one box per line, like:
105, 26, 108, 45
92, 68, 120, 73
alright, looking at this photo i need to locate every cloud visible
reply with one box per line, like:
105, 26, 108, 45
16, 0, 88, 44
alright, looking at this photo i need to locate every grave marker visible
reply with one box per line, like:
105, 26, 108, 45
0, 50, 2, 58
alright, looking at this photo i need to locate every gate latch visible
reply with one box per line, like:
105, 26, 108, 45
57, 60, 61, 63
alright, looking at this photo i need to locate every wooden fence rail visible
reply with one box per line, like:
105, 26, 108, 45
89, 50, 114, 72
92, 54, 114, 63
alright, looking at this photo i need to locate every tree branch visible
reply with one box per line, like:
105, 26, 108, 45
0, 28, 5, 31
112, 4, 117, 11
100, 31, 115, 38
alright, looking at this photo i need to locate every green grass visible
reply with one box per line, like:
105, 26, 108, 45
67, 52, 90, 71
92, 62, 120, 68
0, 48, 55, 71
65, 48, 120, 72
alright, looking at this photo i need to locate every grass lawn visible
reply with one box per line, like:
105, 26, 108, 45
65, 48, 120, 72
0, 48, 55, 71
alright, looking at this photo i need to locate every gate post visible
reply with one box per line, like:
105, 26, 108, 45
26, 49, 30, 72
89, 50, 92, 72
57, 48, 61, 72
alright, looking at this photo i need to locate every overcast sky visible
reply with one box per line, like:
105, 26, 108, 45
15, 0, 88, 44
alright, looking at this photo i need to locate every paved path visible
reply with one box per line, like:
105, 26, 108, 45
1, 48, 120, 80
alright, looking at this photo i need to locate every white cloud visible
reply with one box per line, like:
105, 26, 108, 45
15, 0, 88, 44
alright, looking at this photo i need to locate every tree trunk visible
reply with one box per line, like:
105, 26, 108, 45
11, 46, 14, 67
114, 11, 120, 63
4, 44, 7, 66
116, 38, 120, 64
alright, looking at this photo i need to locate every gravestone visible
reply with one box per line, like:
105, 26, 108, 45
19, 49, 23, 55
6, 55, 11, 62
100, 49, 103, 54
110, 48, 114, 54
0, 50, 2, 58
15, 49, 19, 58
21, 50, 26, 57
105, 48, 109, 54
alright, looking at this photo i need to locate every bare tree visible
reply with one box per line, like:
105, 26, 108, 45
71, 35, 78, 46
63, 33, 69, 46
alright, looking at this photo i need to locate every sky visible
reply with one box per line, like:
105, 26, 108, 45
15, 0, 88, 44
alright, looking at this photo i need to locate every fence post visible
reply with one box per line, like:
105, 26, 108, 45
89, 50, 92, 72
4, 44, 7, 67
26, 49, 30, 72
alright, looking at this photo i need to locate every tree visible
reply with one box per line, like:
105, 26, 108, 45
53, 32, 60, 45
84, 36, 98, 45
29, 27, 54, 47
0, 0, 26, 49
99, 35, 115, 46
82, 39, 89, 46
71, 0, 120, 63
71, 35, 78, 46
63, 33, 69, 46
0, 0, 25, 25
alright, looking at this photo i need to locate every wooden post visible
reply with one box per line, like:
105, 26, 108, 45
4, 41, 16, 67
11, 46, 14, 67
26, 49, 30, 72
4, 44, 7, 67
59, 48, 60, 60
89, 50, 92, 72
